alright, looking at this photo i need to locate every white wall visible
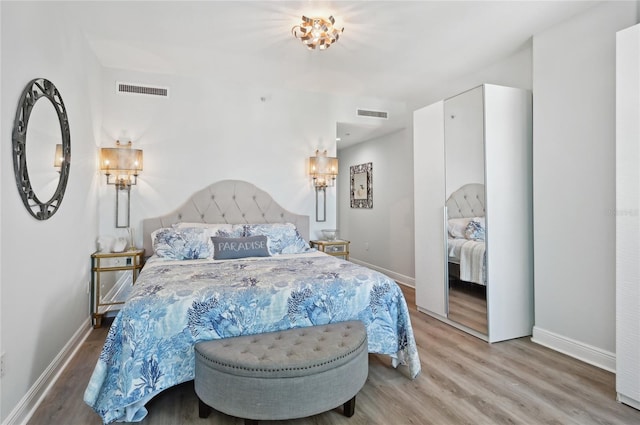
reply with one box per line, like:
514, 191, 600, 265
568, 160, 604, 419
97, 68, 350, 246
532, 1, 638, 370
0, 2, 102, 422
409, 40, 533, 111
338, 128, 415, 284
97, 68, 418, 249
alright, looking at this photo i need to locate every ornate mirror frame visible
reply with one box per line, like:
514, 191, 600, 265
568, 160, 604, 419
350, 162, 373, 209
12, 78, 71, 220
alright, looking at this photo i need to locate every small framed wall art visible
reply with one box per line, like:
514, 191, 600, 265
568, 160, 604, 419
350, 162, 373, 208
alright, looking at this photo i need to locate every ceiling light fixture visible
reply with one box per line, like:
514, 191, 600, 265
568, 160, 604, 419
292, 15, 343, 50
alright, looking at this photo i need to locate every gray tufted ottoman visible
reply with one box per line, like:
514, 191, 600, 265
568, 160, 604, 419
194, 321, 368, 424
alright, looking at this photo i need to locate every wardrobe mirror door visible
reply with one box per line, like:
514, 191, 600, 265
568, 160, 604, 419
444, 85, 487, 335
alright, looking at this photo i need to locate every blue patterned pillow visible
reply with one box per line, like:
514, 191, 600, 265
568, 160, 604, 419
211, 235, 270, 260
464, 217, 486, 241
152, 227, 213, 260
236, 223, 310, 255
152, 226, 241, 260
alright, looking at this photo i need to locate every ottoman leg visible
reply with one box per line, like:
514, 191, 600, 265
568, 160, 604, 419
343, 395, 356, 417
198, 398, 212, 418
244, 420, 259, 425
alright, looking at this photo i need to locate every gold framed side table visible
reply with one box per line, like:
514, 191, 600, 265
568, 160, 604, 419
310, 240, 350, 260
90, 249, 144, 328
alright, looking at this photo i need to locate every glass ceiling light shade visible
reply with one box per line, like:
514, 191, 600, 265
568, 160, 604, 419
292, 15, 343, 50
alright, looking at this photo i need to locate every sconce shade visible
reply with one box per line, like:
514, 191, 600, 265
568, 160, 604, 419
54, 143, 64, 168
100, 147, 143, 173
100, 141, 143, 189
308, 150, 338, 188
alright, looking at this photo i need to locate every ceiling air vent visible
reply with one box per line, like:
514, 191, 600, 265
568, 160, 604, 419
357, 109, 388, 119
116, 82, 169, 98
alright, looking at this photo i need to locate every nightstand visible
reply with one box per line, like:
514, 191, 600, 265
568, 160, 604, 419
310, 240, 350, 260
90, 249, 144, 328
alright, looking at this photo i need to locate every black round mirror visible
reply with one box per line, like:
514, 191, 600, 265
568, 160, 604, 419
12, 78, 70, 220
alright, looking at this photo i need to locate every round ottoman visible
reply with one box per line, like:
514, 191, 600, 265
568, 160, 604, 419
194, 320, 368, 424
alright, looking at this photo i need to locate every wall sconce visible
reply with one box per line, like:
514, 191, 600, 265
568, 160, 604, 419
308, 150, 338, 222
100, 140, 143, 228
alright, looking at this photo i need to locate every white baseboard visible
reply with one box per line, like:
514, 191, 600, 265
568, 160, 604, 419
349, 257, 415, 288
617, 393, 640, 410
531, 326, 616, 373
2, 319, 92, 425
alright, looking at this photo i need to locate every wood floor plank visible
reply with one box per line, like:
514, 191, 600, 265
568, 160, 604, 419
448, 281, 488, 334
26, 285, 640, 425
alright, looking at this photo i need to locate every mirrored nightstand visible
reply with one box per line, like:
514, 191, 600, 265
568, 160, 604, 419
90, 249, 144, 328
310, 240, 350, 260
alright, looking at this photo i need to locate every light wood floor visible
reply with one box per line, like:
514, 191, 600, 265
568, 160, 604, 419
448, 280, 488, 335
27, 286, 640, 425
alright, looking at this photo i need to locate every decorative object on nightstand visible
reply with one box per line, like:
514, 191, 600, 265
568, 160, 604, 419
310, 239, 350, 260
100, 140, 143, 228
321, 228, 338, 240
90, 249, 144, 328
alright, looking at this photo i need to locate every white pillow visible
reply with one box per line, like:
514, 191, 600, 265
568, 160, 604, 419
448, 217, 472, 239
172, 222, 234, 232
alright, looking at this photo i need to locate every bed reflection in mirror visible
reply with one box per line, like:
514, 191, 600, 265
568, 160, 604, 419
444, 86, 487, 335
445, 184, 487, 334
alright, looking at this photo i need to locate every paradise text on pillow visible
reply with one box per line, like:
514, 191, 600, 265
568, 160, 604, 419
215, 240, 267, 252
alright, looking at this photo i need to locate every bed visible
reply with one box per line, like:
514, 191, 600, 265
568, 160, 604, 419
84, 180, 421, 424
446, 183, 486, 286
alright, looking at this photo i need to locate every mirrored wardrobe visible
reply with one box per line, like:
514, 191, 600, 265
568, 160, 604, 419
413, 84, 533, 342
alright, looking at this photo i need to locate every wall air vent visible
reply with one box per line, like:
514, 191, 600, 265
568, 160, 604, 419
357, 109, 388, 119
116, 82, 169, 98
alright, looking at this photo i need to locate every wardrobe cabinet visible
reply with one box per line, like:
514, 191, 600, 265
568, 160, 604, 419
413, 84, 534, 342
615, 23, 640, 411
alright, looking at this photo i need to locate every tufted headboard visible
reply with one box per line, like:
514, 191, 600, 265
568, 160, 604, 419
142, 180, 310, 255
446, 183, 485, 219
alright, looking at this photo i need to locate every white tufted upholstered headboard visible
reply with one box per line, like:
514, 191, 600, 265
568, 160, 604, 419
142, 180, 310, 255
446, 183, 486, 219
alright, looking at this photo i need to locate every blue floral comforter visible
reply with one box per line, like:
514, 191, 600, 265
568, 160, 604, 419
84, 252, 421, 423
